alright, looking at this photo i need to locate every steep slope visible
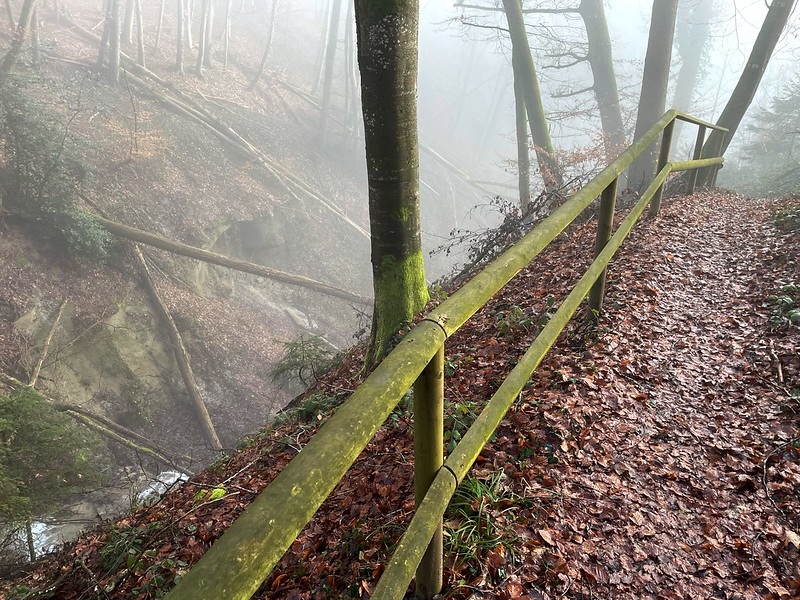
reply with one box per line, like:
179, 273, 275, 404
5, 191, 797, 598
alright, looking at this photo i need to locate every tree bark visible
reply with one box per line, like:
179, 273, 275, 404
134, 0, 145, 67
355, 0, 429, 370
514, 74, 531, 211
502, 0, 563, 192
92, 214, 370, 305
1, 0, 36, 73
695, 0, 796, 186
248, 0, 278, 90
627, 0, 678, 190
195, 0, 209, 76
132, 244, 223, 451
578, 0, 626, 158
319, 0, 342, 148
176, 0, 185, 73
108, 0, 122, 85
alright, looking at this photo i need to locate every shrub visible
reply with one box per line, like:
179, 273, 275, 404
270, 335, 340, 388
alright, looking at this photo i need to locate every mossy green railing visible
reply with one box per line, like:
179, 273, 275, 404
166, 110, 727, 600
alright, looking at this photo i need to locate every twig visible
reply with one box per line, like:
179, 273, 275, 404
761, 436, 798, 526
768, 339, 784, 383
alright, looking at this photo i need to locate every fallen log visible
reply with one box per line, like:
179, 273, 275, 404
92, 214, 370, 305
133, 244, 223, 451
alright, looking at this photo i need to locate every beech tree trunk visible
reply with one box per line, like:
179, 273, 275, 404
514, 74, 531, 211
203, 0, 213, 68
123, 0, 134, 45
578, 0, 625, 158
355, 0, 429, 370
176, 0, 185, 73
195, 0, 209, 76
695, 0, 796, 186
627, 0, 679, 190
154, 0, 165, 52
1, 0, 36, 73
248, 0, 278, 90
501, 0, 563, 192
134, 0, 145, 67
319, 0, 342, 147
108, 0, 122, 85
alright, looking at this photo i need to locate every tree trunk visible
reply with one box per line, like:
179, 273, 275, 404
501, 0, 563, 192
185, 0, 193, 50
355, 0, 429, 370
123, 0, 134, 45
319, 0, 342, 148
248, 0, 278, 90
1, 0, 36, 73
108, 0, 121, 85
672, 0, 713, 140
203, 0, 213, 68
222, 0, 231, 68
195, 0, 209, 77
311, 0, 331, 95
30, 3, 38, 67
4, 0, 14, 34
97, 0, 111, 67
627, 0, 678, 190
176, 0, 185, 73
134, 0, 145, 67
696, 0, 796, 186
514, 74, 531, 211
154, 0, 165, 53
578, 0, 625, 158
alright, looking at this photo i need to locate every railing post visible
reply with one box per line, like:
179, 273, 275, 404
649, 119, 675, 217
413, 344, 444, 599
587, 178, 618, 322
686, 124, 706, 195
710, 131, 726, 188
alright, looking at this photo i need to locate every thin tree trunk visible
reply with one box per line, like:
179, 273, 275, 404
248, 0, 278, 90
4, 0, 15, 33
134, 0, 145, 67
318, 0, 342, 148
195, 0, 208, 76
578, 0, 626, 158
697, 0, 796, 171
501, 0, 563, 192
154, 0, 165, 53
222, 0, 230, 68
185, 0, 193, 49
203, 0, 213, 68
1, 0, 36, 73
176, 0, 184, 73
514, 74, 531, 211
627, 0, 679, 190
672, 0, 713, 141
97, 0, 111, 67
133, 244, 223, 451
311, 0, 331, 95
30, 3, 38, 67
123, 0, 134, 44
109, 0, 121, 85
25, 519, 35, 562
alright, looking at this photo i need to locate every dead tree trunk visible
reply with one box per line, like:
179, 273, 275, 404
133, 244, 223, 451
28, 299, 66, 388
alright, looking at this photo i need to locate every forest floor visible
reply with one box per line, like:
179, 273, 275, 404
4, 189, 799, 599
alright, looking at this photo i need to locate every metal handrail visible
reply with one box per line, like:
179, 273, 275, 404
166, 110, 727, 600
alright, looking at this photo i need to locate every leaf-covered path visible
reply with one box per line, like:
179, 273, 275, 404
4, 191, 798, 599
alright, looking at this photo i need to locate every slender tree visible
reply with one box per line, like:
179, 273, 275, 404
248, 0, 279, 90
134, 0, 145, 67
108, 0, 121, 85
123, 0, 134, 45
154, 0, 166, 53
514, 75, 531, 210
195, 0, 209, 77
355, 0, 429, 370
319, 0, 343, 147
627, 0, 679, 190
578, 0, 625, 157
176, 0, 185, 74
501, 0, 563, 192
1, 0, 36, 73
695, 0, 797, 186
